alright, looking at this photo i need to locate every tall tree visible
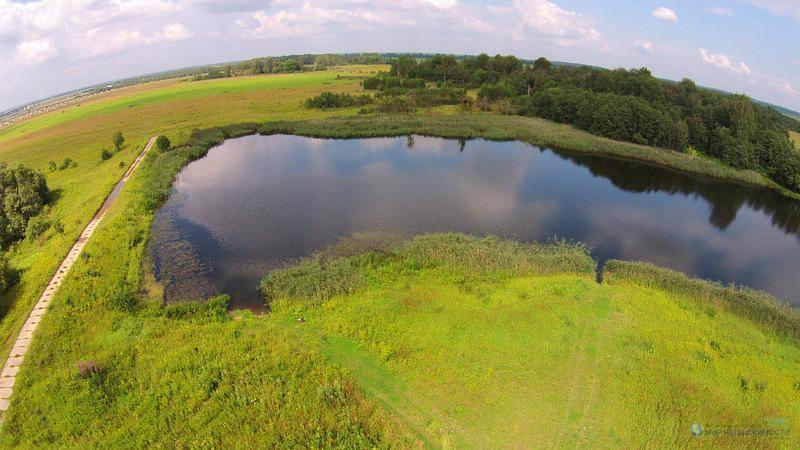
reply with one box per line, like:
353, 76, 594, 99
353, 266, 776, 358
112, 132, 124, 152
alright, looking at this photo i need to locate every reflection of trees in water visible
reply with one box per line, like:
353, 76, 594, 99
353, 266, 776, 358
549, 149, 800, 238
148, 213, 218, 303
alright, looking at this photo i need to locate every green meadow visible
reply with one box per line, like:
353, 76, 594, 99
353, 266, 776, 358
0, 67, 798, 447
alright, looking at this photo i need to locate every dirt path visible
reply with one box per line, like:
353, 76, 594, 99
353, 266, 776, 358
0, 136, 157, 421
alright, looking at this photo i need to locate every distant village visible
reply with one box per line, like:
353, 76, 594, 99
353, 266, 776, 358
0, 84, 116, 129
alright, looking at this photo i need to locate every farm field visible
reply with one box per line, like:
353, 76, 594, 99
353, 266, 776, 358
0, 66, 798, 447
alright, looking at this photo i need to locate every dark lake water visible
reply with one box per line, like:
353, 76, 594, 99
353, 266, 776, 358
149, 134, 800, 310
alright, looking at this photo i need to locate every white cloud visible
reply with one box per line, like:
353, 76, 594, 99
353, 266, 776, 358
12, 38, 57, 65
699, 48, 750, 75
634, 39, 653, 51
422, 0, 457, 9
706, 5, 735, 16
236, 1, 454, 38
75, 22, 193, 59
770, 81, 797, 96
652, 7, 678, 21
161, 22, 191, 41
745, 0, 800, 22
512, 0, 600, 47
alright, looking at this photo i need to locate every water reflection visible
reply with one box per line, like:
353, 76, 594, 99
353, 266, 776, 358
149, 134, 800, 310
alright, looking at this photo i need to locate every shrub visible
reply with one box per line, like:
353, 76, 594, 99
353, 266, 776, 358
59, 158, 78, 170
406, 87, 466, 107
375, 96, 415, 113
100, 149, 112, 161
156, 135, 171, 151
112, 131, 124, 151
163, 295, 230, 323
0, 254, 19, 293
52, 219, 64, 234
25, 215, 50, 241
108, 288, 137, 312
47, 161, 57, 172
477, 82, 516, 102
260, 256, 364, 307
76, 361, 102, 379
0, 163, 50, 247
305, 92, 372, 109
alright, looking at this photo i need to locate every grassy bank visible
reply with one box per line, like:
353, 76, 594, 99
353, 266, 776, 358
3, 223, 800, 446
264, 234, 799, 447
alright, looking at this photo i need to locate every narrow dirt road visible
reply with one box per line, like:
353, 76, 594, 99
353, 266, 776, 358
0, 136, 157, 421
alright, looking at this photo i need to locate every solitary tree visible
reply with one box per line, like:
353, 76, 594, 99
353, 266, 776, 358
112, 132, 124, 152
533, 57, 552, 71
156, 135, 171, 151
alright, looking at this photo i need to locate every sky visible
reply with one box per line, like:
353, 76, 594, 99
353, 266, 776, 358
1, 0, 799, 112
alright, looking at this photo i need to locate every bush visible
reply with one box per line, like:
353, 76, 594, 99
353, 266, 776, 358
362, 76, 425, 91
76, 360, 102, 379
375, 96, 415, 113
0, 254, 19, 293
25, 215, 49, 241
156, 135, 171, 151
112, 131, 124, 151
163, 295, 230, 323
59, 158, 78, 170
477, 82, 516, 102
260, 256, 364, 307
406, 87, 466, 107
305, 92, 373, 109
0, 163, 50, 247
100, 149, 112, 161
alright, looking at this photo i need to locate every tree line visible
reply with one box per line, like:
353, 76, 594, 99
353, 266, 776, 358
192, 54, 390, 81
363, 54, 800, 192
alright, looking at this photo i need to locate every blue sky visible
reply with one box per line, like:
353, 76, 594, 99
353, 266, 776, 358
1, 0, 798, 111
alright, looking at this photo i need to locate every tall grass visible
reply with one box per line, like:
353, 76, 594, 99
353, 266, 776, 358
261, 233, 595, 308
604, 259, 800, 342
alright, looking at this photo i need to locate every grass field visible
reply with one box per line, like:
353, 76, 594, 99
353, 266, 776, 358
0, 67, 799, 446
791, 130, 800, 150
6, 231, 797, 446
260, 234, 800, 448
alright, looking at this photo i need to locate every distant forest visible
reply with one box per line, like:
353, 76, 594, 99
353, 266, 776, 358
357, 54, 800, 193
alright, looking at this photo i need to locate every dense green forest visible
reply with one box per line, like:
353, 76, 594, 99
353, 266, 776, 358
361, 54, 800, 192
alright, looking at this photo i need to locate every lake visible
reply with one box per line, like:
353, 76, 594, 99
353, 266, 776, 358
149, 134, 800, 310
